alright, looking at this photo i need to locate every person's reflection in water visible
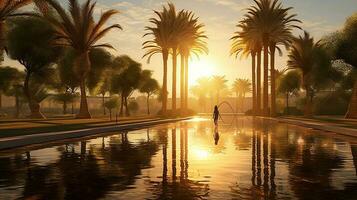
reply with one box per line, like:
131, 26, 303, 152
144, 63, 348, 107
214, 125, 220, 145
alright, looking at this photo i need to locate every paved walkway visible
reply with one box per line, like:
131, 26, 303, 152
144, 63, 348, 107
0, 117, 191, 150
0, 116, 158, 138
272, 117, 357, 138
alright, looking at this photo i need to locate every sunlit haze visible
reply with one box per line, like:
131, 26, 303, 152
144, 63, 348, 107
3, 0, 357, 92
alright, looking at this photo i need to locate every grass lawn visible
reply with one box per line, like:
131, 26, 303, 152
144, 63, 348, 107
0, 115, 160, 138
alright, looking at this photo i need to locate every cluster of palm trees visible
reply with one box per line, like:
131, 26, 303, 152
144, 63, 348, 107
191, 76, 251, 113
231, 0, 301, 117
143, 3, 208, 115
1, 0, 356, 120
233, 79, 252, 113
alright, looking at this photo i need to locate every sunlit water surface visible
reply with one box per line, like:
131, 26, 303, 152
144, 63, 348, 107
1, 117, 357, 200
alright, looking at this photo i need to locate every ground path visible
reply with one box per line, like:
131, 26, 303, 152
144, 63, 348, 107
0, 117, 190, 150
0, 116, 158, 138
269, 116, 357, 138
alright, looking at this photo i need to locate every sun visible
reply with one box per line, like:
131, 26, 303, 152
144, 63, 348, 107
188, 57, 215, 86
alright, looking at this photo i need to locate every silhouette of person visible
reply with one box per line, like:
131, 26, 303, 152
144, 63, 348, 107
214, 125, 220, 145
212, 105, 221, 125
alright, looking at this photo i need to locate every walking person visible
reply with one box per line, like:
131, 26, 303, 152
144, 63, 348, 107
212, 105, 221, 126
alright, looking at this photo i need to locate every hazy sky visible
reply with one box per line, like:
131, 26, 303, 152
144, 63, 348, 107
3, 0, 357, 90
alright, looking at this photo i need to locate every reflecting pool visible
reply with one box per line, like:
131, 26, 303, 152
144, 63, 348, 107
1, 117, 357, 200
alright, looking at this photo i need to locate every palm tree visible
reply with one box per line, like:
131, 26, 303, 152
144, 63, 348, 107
231, 19, 262, 115
211, 75, 228, 105
287, 31, 331, 117
244, 0, 300, 116
177, 11, 208, 112
37, 0, 122, 119
170, 8, 185, 112
267, 7, 301, 117
233, 79, 252, 112
143, 3, 176, 114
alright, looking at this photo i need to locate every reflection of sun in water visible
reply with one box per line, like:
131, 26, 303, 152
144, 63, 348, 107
189, 58, 215, 86
192, 147, 210, 160
297, 137, 304, 145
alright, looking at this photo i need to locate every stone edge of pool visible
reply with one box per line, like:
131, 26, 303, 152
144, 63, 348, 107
262, 117, 357, 138
0, 117, 192, 151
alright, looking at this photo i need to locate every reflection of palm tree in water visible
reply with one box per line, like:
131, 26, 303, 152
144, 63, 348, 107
172, 128, 177, 182
231, 127, 278, 199
351, 145, 357, 176
152, 124, 209, 199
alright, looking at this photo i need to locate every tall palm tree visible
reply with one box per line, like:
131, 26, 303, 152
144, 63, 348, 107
143, 3, 176, 114
38, 0, 122, 119
244, 0, 300, 116
231, 19, 262, 115
268, 10, 301, 117
287, 31, 324, 117
178, 11, 208, 112
211, 75, 228, 105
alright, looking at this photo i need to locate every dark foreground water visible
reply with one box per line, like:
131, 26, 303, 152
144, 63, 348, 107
0, 117, 357, 200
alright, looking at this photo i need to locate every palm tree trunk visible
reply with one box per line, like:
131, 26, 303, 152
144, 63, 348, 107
76, 53, 91, 119
125, 97, 130, 117
172, 48, 177, 112
286, 92, 289, 115
0, 22, 4, 64
263, 45, 269, 116
304, 87, 313, 117
119, 95, 124, 116
180, 54, 185, 112
0, 91, 2, 110
63, 101, 67, 115
15, 93, 20, 118
184, 55, 189, 110
147, 93, 150, 115
257, 50, 262, 115
236, 92, 239, 113
346, 80, 357, 119
24, 72, 45, 119
102, 94, 106, 115
77, 79, 91, 119
251, 52, 256, 116
242, 93, 245, 113
270, 45, 276, 117
162, 50, 169, 114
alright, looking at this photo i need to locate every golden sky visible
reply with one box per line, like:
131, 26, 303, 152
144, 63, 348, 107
3, 0, 357, 91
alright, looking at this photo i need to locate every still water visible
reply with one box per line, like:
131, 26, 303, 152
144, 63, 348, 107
0, 117, 357, 200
